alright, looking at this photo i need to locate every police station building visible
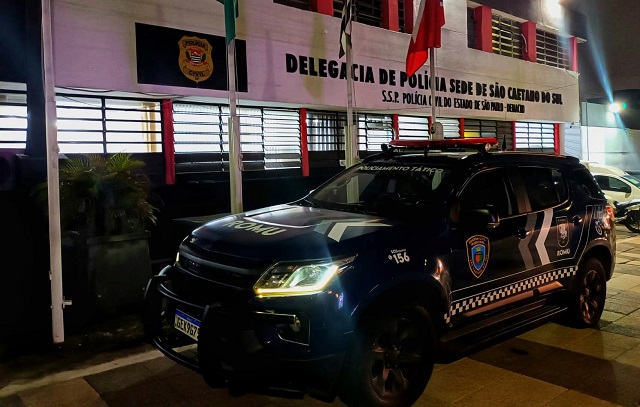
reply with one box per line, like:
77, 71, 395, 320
0, 0, 589, 338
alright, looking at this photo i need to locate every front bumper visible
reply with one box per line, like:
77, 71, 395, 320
143, 265, 346, 398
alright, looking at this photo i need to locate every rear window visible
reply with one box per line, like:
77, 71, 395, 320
573, 167, 606, 200
519, 167, 568, 211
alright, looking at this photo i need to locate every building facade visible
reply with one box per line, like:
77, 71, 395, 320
0, 0, 590, 340
1, 0, 585, 184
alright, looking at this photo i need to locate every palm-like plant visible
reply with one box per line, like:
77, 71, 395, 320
36, 153, 157, 237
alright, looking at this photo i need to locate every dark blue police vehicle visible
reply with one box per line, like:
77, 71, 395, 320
144, 138, 616, 407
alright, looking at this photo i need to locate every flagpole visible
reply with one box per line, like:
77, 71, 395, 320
345, 7, 357, 168
42, 0, 66, 344
227, 38, 243, 214
345, 35, 357, 167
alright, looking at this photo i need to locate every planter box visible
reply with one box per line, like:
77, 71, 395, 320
62, 231, 152, 329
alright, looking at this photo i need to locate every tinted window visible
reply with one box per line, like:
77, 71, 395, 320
458, 169, 513, 218
519, 167, 567, 211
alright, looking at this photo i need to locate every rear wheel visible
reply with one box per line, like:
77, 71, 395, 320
625, 210, 640, 233
339, 303, 435, 407
568, 258, 607, 327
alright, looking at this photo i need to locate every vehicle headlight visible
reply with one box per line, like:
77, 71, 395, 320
254, 256, 356, 297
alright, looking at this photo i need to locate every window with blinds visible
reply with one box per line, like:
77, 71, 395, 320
274, 0, 404, 32
173, 103, 301, 174
398, 116, 429, 139
357, 113, 393, 152
398, 116, 460, 139
0, 85, 27, 149
492, 15, 523, 59
536, 30, 570, 69
467, 7, 476, 49
273, 0, 309, 11
464, 119, 498, 138
306, 111, 346, 152
515, 122, 555, 153
56, 95, 162, 154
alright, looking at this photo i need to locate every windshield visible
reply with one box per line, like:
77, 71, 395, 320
623, 175, 640, 188
307, 163, 451, 216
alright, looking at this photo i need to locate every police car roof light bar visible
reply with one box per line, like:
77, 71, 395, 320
385, 137, 498, 153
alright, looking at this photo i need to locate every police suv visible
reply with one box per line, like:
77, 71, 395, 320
144, 138, 616, 407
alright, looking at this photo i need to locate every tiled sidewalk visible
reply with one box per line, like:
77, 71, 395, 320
1, 232, 639, 407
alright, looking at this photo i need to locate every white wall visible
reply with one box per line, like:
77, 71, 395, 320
52, 0, 579, 122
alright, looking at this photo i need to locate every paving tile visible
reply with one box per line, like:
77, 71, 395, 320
140, 357, 192, 378
601, 322, 640, 339
601, 310, 626, 323
452, 371, 566, 407
572, 362, 640, 407
610, 275, 640, 289
85, 362, 157, 394
544, 390, 624, 407
517, 322, 596, 347
473, 337, 608, 389
605, 300, 639, 315
615, 343, 640, 368
0, 394, 26, 407
615, 266, 640, 277
614, 262, 640, 271
558, 330, 640, 360
99, 376, 190, 407
18, 378, 108, 407
423, 358, 510, 404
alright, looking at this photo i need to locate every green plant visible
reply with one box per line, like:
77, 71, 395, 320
35, 153, 157, 237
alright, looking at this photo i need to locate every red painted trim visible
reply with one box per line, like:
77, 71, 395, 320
392, 114, 399, 140
382, 0, 399, 31
300, 108, 310, 177
521, 21, 537, 62
161, 99, 176, 185
458, 118, 465, 138
474, 6, 493, 53
511, 121, 517, 151
569, 36, 578, 71
403, 0, 414, 34
311, 0, 333, 16
554, 123, 560, 155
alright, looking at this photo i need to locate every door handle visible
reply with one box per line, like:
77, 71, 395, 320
516, 228, 531, 239
572, 215, 583, 225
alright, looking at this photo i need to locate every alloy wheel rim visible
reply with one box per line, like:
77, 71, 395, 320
580, 269, 604, 322
368, 316, 426, 399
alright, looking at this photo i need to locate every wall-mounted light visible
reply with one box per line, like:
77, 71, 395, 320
608, 102, 627, 113
544, 0, 563, 19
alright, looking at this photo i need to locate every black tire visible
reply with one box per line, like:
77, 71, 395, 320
625, 210, 640, 233
568, 258, 607, 327
339, 304, 436, 407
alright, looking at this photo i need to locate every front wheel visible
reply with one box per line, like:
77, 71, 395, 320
625, 210, 640, 233
568, 258, 607, 327
339, 304, 436, 407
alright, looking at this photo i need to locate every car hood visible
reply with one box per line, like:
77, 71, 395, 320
183, 204, 399, 261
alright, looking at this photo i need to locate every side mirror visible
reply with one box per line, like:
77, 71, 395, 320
459, 207, 500, 229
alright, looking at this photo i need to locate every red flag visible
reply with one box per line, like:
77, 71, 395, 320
405, 0, 445, 78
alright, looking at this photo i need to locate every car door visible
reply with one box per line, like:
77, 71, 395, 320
517, 166, 584, 271
448, 167, 531, 324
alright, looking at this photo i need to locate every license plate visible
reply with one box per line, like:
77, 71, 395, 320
174, 309, 200, 341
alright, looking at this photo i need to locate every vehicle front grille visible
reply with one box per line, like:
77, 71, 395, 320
178, 256, 260, 289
